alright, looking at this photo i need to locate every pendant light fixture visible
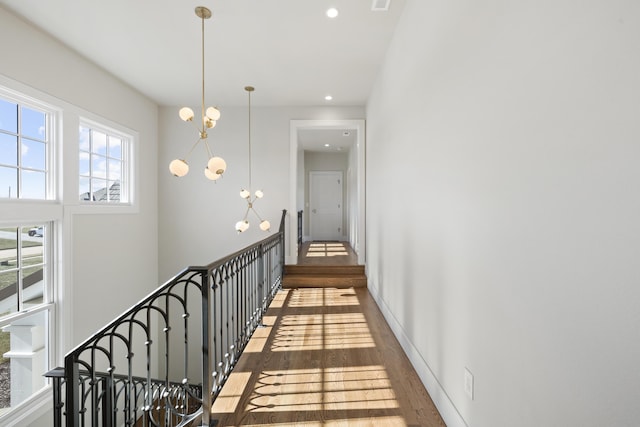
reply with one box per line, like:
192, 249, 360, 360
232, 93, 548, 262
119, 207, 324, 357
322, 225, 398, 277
235, 86, 270, 233
169, 6, 227, 180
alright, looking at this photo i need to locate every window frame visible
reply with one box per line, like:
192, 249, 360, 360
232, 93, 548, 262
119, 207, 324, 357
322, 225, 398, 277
0, 79, 61, 425
78, 118, 133, 206
0, 88, 58, 202
0, 223, 55, 419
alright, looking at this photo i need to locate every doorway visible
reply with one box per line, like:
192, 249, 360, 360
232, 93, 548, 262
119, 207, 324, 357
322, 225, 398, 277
289, 119, 366, 265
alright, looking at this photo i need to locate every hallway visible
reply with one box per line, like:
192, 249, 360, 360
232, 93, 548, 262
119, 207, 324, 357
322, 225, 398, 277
211, 286, 446, 426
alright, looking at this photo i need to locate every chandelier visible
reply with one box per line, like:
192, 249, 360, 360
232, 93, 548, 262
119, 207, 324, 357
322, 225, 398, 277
169, 6, 227, 180
236, 86, 270, 233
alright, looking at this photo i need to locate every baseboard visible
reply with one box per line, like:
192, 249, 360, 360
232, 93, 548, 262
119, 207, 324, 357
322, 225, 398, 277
368, 285, 468, 427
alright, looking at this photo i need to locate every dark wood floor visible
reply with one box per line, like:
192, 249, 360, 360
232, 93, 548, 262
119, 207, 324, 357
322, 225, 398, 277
210, 268, 446, 426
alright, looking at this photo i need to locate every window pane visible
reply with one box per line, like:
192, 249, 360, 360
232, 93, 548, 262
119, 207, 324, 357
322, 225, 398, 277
0, 310, 48, 410
22, 227, 43, 265
0, 270, 18, 315
108, 136, 122, 159
79, 151, 90, 176
20, 106, 46, 141
92, 154, 106, 179
0, 166, 17, 199
0, 229, 17, 273
22, 266, 44, 308
108, 159, 121, 181
79, 126, 90, 151
21, 138, 46, 170
0, 99, 17, 134
79, 123, 129, 205
21, 170, 46, 200
0, 133, 18, 167
91, 178, 107, 201
92, 130, 107, 155
79, 177, 90, 200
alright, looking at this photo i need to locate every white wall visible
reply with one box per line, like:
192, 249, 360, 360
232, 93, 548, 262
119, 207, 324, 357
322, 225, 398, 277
1, 7, 159, 426
366, 1, 640, 426
158, 106, 364, 281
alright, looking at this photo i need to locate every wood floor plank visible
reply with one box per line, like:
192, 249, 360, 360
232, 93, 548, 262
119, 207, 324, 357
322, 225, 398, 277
211, 288, 446, 426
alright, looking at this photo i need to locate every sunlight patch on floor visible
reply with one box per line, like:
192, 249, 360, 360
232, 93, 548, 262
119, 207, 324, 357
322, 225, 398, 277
305, 242, 349, 258
272, 313, 374, 351
287, 288, 360, 308
211, 288, 426, 427
247, 366, 398, 412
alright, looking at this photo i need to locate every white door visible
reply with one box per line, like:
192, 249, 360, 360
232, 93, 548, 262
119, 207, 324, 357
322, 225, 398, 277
309, 171, 343, 241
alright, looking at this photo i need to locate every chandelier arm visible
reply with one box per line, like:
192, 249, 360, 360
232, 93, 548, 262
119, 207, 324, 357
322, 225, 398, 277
202, 139, 214, 159
250, 206, 264, 222
242, 205, 251, 221
184, 136, 203, 159
188, 120, 201, 133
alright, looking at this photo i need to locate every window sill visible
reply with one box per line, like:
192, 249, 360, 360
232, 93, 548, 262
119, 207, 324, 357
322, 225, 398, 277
66, 201, 139, 215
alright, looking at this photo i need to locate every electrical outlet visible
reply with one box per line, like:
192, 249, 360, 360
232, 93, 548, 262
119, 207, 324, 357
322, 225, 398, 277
464, 367, 474, 400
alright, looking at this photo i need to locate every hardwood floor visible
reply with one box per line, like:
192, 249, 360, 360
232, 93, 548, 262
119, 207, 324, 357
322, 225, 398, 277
210, 287, 446, 426
297, 241, 360, 266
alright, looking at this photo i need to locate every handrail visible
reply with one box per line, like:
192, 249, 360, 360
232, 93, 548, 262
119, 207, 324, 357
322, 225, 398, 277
47, 209, 287, 427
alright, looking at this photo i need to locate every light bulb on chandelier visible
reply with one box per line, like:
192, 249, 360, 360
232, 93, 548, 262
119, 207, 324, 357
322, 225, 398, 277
169, 6, 226, 181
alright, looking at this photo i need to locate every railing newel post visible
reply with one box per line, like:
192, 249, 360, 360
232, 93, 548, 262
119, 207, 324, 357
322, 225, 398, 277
200, 267, 214, 427
64, 356, 79, 427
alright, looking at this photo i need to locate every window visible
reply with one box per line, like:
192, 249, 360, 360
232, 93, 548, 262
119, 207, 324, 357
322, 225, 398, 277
0, 224, 51, 416
0, 98, 51, 200
0, 86, 57, 424
79, 122, 130, 204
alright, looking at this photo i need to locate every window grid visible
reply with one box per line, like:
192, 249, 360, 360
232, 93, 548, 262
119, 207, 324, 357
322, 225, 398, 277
0, 224, 51, 413
79, 124, 129, 204
0, 97, 51, 200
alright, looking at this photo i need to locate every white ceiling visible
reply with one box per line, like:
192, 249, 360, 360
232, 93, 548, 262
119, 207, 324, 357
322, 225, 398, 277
0, 0, 405, 109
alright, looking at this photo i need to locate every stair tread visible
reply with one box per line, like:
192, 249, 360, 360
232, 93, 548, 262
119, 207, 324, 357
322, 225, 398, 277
285, 265, 364, 274
283, 264, 366, 288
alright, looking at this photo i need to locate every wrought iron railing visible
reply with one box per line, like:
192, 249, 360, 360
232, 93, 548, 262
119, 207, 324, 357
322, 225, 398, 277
46, 210, 287, 427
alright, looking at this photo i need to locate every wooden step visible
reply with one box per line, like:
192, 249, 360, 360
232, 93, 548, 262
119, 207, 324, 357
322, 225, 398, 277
283, 265, 367, 289
285, 265, 365, 275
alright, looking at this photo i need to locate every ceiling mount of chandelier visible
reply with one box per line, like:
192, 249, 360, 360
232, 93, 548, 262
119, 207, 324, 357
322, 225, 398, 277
169, 6, 226, 181
236, 86, 270, 233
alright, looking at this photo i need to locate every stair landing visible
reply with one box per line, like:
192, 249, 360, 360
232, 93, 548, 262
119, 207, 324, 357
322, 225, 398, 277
286, 241, 366, 288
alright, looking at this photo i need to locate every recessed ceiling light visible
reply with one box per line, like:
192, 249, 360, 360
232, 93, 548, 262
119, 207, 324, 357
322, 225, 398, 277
325, 95, 333, 101
324, 144, 331, 147
326, 8, 339, 18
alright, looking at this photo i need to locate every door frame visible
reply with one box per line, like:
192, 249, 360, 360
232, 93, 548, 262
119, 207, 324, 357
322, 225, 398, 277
289, 119, 366, 264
